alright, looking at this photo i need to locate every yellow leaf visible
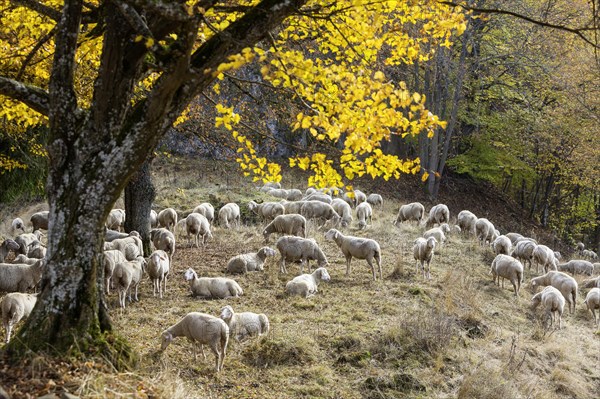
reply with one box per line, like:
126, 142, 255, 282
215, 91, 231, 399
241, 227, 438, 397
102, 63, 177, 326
421, 172, 429, 182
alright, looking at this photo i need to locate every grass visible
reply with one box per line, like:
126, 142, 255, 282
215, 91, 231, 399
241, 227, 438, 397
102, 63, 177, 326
1, 156, 599, 398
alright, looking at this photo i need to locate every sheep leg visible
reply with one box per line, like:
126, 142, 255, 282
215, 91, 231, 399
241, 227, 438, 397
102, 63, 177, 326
366, 257, 375, 281
5, 322, 12, 344
376, 254, 382, 280
345, 255, 352, 276
279, 257, 287, 274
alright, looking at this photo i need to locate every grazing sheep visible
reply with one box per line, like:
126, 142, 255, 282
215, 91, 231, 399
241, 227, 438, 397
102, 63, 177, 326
582, 249, 599, 260
300, 201, 341, 228
266, 188, 290, 199
160, 312, 229, 372
14, 231, 44, 256
492, 235, 512, 255
303, 193, 332, 204
285, 267, 331, 298
532, 244, 558, 273
366, 193, 383, 208
530, 271, 578, 314
260, 181, 282, 192
262, 214, 306, 243
219, 305, 270, 342
553, 251, 562, 261
218, 203, 241, 228
413, 237, 437, 280
11, 218, 26, 235
185, 212, 212, 248
157, 208, 178, 231
325, 229, 382, 280
475, 218, 498, 246
106, 208, 126, 231
103, 249, 127, 295
394, 202, 425, 225
490, 254, 524, 296
557, 260, 594, 276
1, 292, 37, 343
226, 247, 276, 274
280, 200, 306, 215
286, 189, 303, 201
275, 236, 328, 274
505, 232, 524, 245
457, 210, 477, 236
531, 286, 566, 329
248, 201, 285, 222
0, 259, 45, 293
352, 190, 367, 207
583, 288, 600, 329
514, 236, 538, 245
146, 250, 170, 298
511, 239, 537, 269
113, 256, 146, 308
425, 204, 450, 228
356, 202, 373, 230
150, 228, 176, 260
576, 241, 585, 253
580, 276, 600, 289
150, 209, 159, 228
30, 211, 49, 231
423, 227, 446, 248
104, 234, 144, 261
193, 203, 215, 225
331, 198, 353, 228
184, 268, 243, 299
0, 239, 20, 263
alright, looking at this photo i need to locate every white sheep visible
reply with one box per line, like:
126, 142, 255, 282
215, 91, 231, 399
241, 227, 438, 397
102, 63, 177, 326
113, 256, 146, 308
104, 234, 144, 261
27, 241, 46, 259
218, 203, 241, 228
1, 292, 37, 343
303, 193, 332, 204
331, 198, 353, 228
276, 236, 328, 274
394, 202, 425, 225
531, 286, 565, 329
325, 229, 382, 280
193, 203, 215, 225
490, 254, 524, 296
532, 244, 558, 273
103, 249, 127, 294
0, 259, 45, 293
106, 209, 126, 231
14, 231, 44, 256
30, 211, 49, 231
286, 189, 303, 201
492, 235, 512, 255
285, 267, 331, 298
505, 232, 524, 245
0, 239, 20, 263
147, 250, 170, 298
248, 201, 285, 222
226, 247, 276, 274
352, 189, 367, 207
366, 193, 383, 209
423, 227, 446, 248
150, 228, 176, 260
104, 228, 130, 242
475, 218, 498, 246
413, 237, 437, 280
184, 268, 243, 299
553, 251, 562, 261
456, 210, 477, 236
425, 204, 450, 228
219, 305, 270, 342
557, 260, 594, 276
300, 201, 341, 228
582, 249, 599, 260
281, 200, 306, 215
158, 208, 178, 231
580, 276, 600, 289
266, 188, 290, 199
185, 212, 212, 248
150, 209, 159, 228
260, 181, 282, 192
530, 271, 578, 314
511, 239, 537, 269
355, 202, 372, 230
262, 214, 307, 243
583, 288, 600, 330
576, 241, 585, 253
11, 254, 39, 265
160, 312, 229, 372
514, 236, 538, 245
11, 218, 26, 235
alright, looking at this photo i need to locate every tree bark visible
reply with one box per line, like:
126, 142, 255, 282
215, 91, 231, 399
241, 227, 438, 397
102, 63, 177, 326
124, 159, 155, 256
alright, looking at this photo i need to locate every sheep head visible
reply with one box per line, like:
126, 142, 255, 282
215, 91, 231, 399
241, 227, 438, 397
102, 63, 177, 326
184, 268, 197, 281
220, 305, 234, 322
160, 331, 173, 350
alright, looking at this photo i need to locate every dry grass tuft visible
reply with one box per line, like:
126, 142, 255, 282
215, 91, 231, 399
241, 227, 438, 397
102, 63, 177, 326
242, 335, 320, 368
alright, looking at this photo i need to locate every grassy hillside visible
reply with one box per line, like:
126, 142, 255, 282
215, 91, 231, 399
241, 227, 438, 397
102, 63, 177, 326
1, 157, 598, 399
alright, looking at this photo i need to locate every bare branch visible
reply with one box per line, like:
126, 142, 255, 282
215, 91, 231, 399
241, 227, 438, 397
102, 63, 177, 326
13, 0, 61, 21
17, 27, 57, 80
114, 0, 153, 38
0, 76, 50, 116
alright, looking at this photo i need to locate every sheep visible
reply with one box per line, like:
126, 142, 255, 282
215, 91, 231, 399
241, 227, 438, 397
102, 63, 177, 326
352, 189, 367, 207
553, 251, 562, 261
0, 239, 20, 263
305, 187, 318, 197
286, 189, 303, 201
423, 227, 447, 248
275, 236, 328, 274
303, 193, 332, 204
27, 241, 46, 259
11, 254, 39, 265
104, 234, 144, 261
30, 211, 49, 231
582, 249, 599, 260
557, 260, 594, 276
576, 241, 585, 253
11, 218, 26, 235
103, 249, 127, 295
218, 203, 241, 228
150, 228, 176, 260
532, 244, 558, 273
583, 288, 600, 329
490, 254, 524, 297
475, 218, 498, 246
511, 239, 537, 269
492, 235, 512, 255
280, 200, 306, 215
413, 237, 437, 280
425, 204, 450, 228
185, 212, 212, 248
531, 286, 565, 329
530, 271, 578, 314
104, 228, 130, 242
248, 201, 285, 222
580, 276, 600, 289
150, 209, 159, 228
456, 210, 477, 236
160, 312, 229, 372
184, 268, 243, 299
157, 208, 178, 231
106, 208, 126, 231
0, 259, 45, 293
331, 198, 353, 228
1, 292, 37, 343
113, 256, 146, 308
514, 236, 538, 245
14, 231, 44, 255
193, 203, 215, 225
260, 181, 282, 192
300, 201, 341, 228
262, 214, 306, 243
266, 188, 290, 199
394, 202, 425, 225
226, 247, 276, 274
219, 305, 270, 342
325, 229, 382, 280
285, 267, 331, 298
505, 232, 524, 245
366, 193, 383, 209
355, 202, 372, 230
146, 250, 170, 298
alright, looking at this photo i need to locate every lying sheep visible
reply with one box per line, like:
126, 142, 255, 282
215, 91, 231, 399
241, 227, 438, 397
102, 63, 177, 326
104, 234, 144, 261
248, 201, 285, 222
0, 239, 20, 263
530, 271, 578, 314
511, 239, 537, 269
492, 235, 512, 255
263, 214, 306, 243
30, 211, 49, 231
475, 218, 498, 246
457, 210, 477, 236
103, 249, 127, 295
158, 208, 178, 231
505, 232, 524, 245
226, 247, 276, 274
425, 204, 450, 228
1, 292, 37, 343
366, 193, 383, 208
147, 250, 170, 298
356, 202, 372, 230
193, 203, 215, 225
557, 260, 594, 276
113, 256, 146, 308
161, 312, 229, 372
0, 259, 45, 293
285, 267, 331, 298
218, 203, 241, 228
490, 254, 524, 296
184, 268, 243, 299
11, 218, 26, 235
583, 288, 600, 330
300, 201, 341, 228
331, 198, 353, 228
150, 228, 176, 260
423, 227, 446, 248
276, 236, 328, 274
106, 209, 126, 231
186, 212, 212, 248
394, 202, 425, 225
532, 244, 558, 273
413, 237, 437, 280
219, 305, 270, 342
531, 286, 565, 329
325, 229, 382, 280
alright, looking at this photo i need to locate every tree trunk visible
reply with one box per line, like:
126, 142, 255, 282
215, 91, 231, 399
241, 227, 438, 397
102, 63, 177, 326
124, 158, 156, 256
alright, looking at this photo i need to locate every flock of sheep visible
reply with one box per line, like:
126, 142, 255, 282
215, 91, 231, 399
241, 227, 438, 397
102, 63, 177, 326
1, 181, 600, 373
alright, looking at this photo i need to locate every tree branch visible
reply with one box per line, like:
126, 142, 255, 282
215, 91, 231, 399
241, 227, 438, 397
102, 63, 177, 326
114, 0, 154, 39
17, 27, 57, 80
13, 0, 62, 21
0, 76, 50, 116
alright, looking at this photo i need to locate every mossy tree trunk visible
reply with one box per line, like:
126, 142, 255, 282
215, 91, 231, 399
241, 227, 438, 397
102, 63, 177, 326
124, 159, 156, 256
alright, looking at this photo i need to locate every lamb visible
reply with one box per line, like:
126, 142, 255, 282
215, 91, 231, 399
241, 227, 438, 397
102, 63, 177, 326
530, 271, 578, 314
425, 204, 450, 228
355, 202, 373, 230
150, 209, 159, 228
218, 203, 241, 228
325, 229, 382, 280
281, 200, 306, 215
0, 259, 45, 293
394, 202, 425, 225
475, 218, 498, 246
557, 260, 594, 276
262, 214, 306, 243
511, 239, 537, 269
423, 227, 447, 248
331, 198, 353, 228
300, 201, 341, 228
11, 218, 26, 235
14, 231, 44, 255
366, 193, 383, 208
492, 235, 512, 255
184, 268, 243, 299
185, 212, 212, 248
104, 235, 144, 261
276, 236, 328, 274
30, 211, 49, 231
150, 228, 176, 260
285, 267, 331, 298
157, 208, 178, 231
248, 201, 285, 222
160, 312, 229, 372
193, 203, 215, 225
103, 249, 127, 294
219, 305, 270, 342
113, 256, 146, 308
490, 254, 524, 296
303, 193, 332, 204
413, 237, 437, 280
0, 239, 20, 263
106, 208, 126, 231
532, 244, 558, 273
146, 250, 170, 298
583, 288, 600, 329
456, 210, 477, 236
505, 232, 524, 245
226, 247, 277, 274
531, 286, 566, 329
1, 292, 37, 343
